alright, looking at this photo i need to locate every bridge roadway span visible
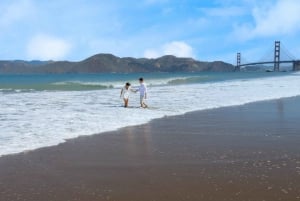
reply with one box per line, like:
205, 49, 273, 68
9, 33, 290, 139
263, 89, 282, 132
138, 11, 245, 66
239, 60, 298, 68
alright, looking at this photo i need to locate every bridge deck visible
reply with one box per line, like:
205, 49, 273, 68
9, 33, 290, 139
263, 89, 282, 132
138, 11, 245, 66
239, 60, 298, 67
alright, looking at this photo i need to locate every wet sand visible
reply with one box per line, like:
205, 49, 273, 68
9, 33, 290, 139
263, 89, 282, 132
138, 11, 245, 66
0, 97, 300, 201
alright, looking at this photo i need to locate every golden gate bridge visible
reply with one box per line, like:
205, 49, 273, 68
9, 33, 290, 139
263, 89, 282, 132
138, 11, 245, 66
235, 41, 300, 72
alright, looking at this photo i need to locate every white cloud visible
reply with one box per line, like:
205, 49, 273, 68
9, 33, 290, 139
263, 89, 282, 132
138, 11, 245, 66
253, 0, 300, 35
144, 49, 161, 58
0, 0, 35, 27
144, 41, 195, 58
234, 0, 300, 40
27, 34, 72, 60
200, 6, 247, 18
163, 41, 194, 57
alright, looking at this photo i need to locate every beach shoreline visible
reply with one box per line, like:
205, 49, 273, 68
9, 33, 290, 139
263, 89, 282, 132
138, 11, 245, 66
1, 96, 300, 201
2, 71, 300, 157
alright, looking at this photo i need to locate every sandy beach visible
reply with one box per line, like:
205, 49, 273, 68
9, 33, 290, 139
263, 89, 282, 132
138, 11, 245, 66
0, 96, 300, 201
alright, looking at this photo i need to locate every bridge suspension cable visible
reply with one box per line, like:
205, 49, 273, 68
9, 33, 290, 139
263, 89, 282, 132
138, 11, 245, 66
239, 54, 250, 65
256, 44, 274, 63
280, 43, 296, 61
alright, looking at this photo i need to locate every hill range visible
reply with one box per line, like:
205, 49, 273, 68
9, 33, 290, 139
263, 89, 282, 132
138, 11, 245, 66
0, 54, 234, 74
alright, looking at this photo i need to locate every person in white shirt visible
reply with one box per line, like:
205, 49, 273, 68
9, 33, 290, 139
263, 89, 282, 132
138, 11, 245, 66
136, 77, 148, 108
120, 82, 135, 108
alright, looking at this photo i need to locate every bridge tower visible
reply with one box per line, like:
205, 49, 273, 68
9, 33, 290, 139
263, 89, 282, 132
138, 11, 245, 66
274, 41, 280, 71
293, 60, 300, 71
235, 52, 241, 71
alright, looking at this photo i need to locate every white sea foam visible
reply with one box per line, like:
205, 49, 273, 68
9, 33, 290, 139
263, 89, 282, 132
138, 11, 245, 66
1, 73, 300, 156
50, 76, 203, 89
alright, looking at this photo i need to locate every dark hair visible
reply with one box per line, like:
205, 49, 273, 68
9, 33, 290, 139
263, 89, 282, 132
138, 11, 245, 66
139, 77, 144, 81
126, 82, 131, 86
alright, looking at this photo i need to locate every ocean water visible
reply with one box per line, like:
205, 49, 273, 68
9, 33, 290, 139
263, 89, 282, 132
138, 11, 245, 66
1, 72, 300, 156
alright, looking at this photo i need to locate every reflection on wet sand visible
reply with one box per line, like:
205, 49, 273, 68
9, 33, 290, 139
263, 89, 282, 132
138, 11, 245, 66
123, 124, 153, 158
276, 99, 285, 120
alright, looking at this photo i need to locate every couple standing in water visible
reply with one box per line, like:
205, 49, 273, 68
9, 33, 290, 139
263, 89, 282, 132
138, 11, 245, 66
120, 77, 148, 108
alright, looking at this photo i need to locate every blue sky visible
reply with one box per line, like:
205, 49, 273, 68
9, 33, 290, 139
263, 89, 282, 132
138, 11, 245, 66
0, 0, 300, 64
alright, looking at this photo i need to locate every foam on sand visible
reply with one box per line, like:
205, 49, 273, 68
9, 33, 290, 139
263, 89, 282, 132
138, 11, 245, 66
0, 72, 300, 156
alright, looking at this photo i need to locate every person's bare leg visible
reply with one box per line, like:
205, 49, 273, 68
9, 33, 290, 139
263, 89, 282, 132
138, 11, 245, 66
140, 97, 143, 108
124, 98, 129, 108
141, 99, 148, 108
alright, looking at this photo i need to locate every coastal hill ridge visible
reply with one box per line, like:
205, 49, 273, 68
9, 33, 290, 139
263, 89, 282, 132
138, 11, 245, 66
0, 54, 234, 74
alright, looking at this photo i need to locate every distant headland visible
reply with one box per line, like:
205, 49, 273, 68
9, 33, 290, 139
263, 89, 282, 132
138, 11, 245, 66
0, 54, 234, 74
